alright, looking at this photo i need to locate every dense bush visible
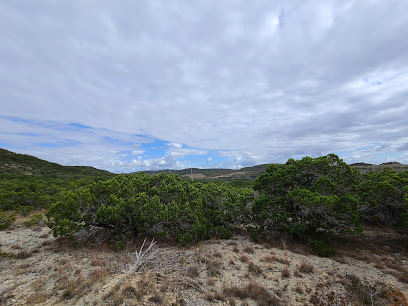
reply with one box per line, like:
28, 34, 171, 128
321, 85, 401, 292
0, 211, 15, 230
46, 173, 251, 244
251, 154, 362, 239
358, 169, 408, 230
0, 174, 111, 213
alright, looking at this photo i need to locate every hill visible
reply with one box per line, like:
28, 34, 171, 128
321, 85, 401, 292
143, 164, 268, 181
0, 148, 114, 179
350, 161, 408, 173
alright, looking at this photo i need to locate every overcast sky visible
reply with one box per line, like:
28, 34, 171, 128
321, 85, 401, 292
1, 1, 408, 173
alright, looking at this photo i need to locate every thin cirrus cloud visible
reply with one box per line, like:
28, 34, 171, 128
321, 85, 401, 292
1, 0, 408, 173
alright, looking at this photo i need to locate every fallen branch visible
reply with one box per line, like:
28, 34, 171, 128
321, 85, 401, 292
123, 238, 160, 274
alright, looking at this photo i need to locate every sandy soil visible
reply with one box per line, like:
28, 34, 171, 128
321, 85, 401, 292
1, 218, 407, 305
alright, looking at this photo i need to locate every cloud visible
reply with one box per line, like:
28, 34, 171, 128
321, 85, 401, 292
1, 0, 408, 170
399, 143, 408, 151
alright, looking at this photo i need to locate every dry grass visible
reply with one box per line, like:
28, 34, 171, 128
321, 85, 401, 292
207, 278, 216, 286
297, 260, 315, 274
281, 266, 291, 278
187, 264, 200, 278
26, 292, 48, 304
275, 256, 290, 265
90, 267, 109, 283
294, 284, 304, 294
243, 245, 254, 254
248, 261, 262, 275
223, 282, 282, 306
206, 291, 225, 302
261, 254, 276, 263
206, 259, 222, 277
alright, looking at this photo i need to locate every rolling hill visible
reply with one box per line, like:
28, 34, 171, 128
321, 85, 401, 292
0, 148, 114, 179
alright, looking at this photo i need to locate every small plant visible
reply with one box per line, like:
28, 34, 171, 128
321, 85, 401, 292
108, 240, 125, 252
274, 256, 290, 265
261, 255, 275, 263
387, 288, 408, 306
0, 211, 15, 230
148, 293, 164, 304
294, 285, 304, 294
90, 268, 108, 283
207, 278, 216, 286
311, 240, 336, 257
223, 282, 282, 305
187, 264, 200, 278
206, 291, 225, 302
240, 255, 249, 263
281, 266, 291, 278
23, 214, 43, 227
243, 246, 254, 254
206, 259, 222, 277
297, 260, 314, 274
248, 261, 262, 275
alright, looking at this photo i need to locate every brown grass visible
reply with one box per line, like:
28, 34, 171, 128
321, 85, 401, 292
187, 264, 200, 278
243, 246, 254, 254
206, 259, 222, 277
297, 260, 314, 274
90, 267, 108, 283
248, 261, 262, 275
223, 282, 282, 306
261, 255, 275, 263
206, 291, 225, 302
240, 255, 249, 263
275, 256, 290, 265
281, 266, 290, 278
26, 292, 48, 304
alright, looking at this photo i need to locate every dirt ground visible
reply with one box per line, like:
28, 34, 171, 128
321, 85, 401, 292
1, 215, 407, 305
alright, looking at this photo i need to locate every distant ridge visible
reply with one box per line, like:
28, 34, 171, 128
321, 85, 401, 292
141, 164, 269, 180
1, 148, 407, 179
0, 148, 114, 179
350, 161, 408, 173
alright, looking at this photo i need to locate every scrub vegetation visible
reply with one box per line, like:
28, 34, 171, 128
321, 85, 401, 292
1, 148, 408, 305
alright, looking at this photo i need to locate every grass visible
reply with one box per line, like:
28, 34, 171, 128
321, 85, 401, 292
187, 264, 200, 278
297, 260, 314, 274
206, 259, 222, 277
223, 282, 282, 306
281, 266, 290, 278
243, 245, 254, 254
248, 261, 262, 275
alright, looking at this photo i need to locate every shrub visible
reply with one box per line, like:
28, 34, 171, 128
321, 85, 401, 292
46, 173, 250, 244
0, 211, 15, 230
251, 154, 362, 239
23, 214, 43, 227
311, 240, 336, 257
358, 169, 408, 231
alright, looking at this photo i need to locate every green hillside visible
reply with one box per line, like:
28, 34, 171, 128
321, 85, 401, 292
0, 148, 114, 179
0, 148, 114, 213
144, 164, 268, 181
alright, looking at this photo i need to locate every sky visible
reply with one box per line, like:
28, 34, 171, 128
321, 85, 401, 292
1, 0, 408, 173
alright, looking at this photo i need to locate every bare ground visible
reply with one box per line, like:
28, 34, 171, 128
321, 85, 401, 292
1, 216, 407, 305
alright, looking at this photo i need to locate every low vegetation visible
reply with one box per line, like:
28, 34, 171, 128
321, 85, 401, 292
1, 149, 408, 304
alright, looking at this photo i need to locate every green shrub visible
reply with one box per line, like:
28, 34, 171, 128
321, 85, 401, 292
311, 240, 336, 257
252, 154, 362, 239
358, 169, 408, 231
23, 214, 43, 227
47, 173, 250, 244
0, 211, 15, 230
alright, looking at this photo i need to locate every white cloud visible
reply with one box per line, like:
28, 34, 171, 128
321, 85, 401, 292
1, 0, 408, 170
